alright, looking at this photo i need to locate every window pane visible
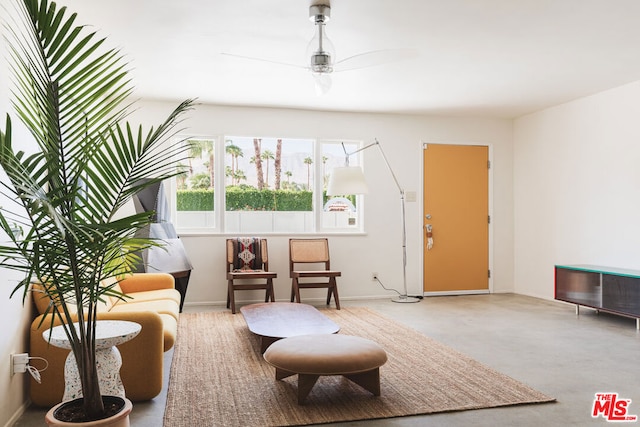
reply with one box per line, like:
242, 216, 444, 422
175, 138, 215, 229
322, 141, 362, 230
224, 136, 314, 233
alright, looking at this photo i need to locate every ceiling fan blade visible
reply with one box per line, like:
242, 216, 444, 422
221, 52, 307, 70
334, 48, 418, 72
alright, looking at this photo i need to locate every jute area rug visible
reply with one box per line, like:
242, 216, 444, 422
163, 307, 554, 426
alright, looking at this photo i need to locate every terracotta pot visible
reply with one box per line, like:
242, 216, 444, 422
45, 396, 132, 426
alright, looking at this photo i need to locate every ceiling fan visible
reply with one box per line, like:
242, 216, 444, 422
222, 1, 416, 95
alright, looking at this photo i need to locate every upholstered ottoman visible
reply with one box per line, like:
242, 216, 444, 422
263, 334, 387, 404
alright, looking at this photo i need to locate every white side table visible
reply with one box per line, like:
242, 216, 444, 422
45, 320, 141, 401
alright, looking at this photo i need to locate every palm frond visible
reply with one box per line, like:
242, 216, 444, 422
1, 0, 194, 417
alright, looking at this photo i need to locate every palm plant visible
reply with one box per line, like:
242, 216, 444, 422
0, 0, 193, 420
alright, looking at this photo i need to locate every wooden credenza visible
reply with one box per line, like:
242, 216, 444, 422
555, 264, 640, 329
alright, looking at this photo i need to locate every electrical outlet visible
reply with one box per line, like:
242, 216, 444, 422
11, 353, 28, 375
371, 272, 378, 281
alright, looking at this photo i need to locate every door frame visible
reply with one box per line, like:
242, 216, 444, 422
420, 141, 494, 296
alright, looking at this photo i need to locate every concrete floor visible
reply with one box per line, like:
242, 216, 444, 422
13, 293, 640, 426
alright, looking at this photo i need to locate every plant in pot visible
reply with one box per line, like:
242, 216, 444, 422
0, 0, 193, 424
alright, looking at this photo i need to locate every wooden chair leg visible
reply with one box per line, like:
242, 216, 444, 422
265, 278, 274, 303
331, 278, 340, 310
295, 279, 302, 303
228, 279, 237, 314
269, 279, 275, 302
291, 278, 302, 303
290, 279, 296, 302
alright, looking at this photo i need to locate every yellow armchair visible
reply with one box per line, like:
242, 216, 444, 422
29, 273, 180, 407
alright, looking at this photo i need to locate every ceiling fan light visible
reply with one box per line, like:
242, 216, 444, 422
312, 72, 332, 96
310, 53, 333, 73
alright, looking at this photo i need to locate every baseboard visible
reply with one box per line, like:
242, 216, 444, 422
423, 290, 490, 297
3, 399, 30, 427
183, 294, 403, 309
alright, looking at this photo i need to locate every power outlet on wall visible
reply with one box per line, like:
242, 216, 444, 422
11, 353, 28, 375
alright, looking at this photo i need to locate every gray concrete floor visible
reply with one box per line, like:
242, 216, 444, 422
13, 294, 640, 426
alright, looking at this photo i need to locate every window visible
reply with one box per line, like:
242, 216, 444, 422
175, 138, 216, 230
224, 136, 314, 233
173, 136, 363, 233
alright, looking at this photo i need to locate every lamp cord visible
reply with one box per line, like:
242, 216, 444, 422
374, 277, 402, 296
373, 277, 423, 299
26, 356, 48, 384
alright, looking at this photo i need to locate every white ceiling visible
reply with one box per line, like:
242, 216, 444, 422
49, 0, 640, 118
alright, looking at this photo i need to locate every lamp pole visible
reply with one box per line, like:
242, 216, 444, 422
343, 140, 420, 303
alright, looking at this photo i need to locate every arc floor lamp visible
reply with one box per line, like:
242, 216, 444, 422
327, 139, 420, 303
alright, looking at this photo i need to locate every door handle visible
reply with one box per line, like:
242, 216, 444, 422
425, 224, 433, 250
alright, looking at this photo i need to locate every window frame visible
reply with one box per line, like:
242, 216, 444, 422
170, 135, 365, 235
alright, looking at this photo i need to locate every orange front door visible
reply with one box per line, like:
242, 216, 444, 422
423, 144, 489, 293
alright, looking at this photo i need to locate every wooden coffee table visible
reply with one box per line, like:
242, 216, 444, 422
240, 302, 340, 352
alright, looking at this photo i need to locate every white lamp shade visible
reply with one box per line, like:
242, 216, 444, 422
327, 166, 369, 195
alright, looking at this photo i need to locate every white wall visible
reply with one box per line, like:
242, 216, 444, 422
0, 74, 514, 425
0, 3, 35, 424
514, 80, 640, 299
0, 270, 32, 427
131, 101, 515, 307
